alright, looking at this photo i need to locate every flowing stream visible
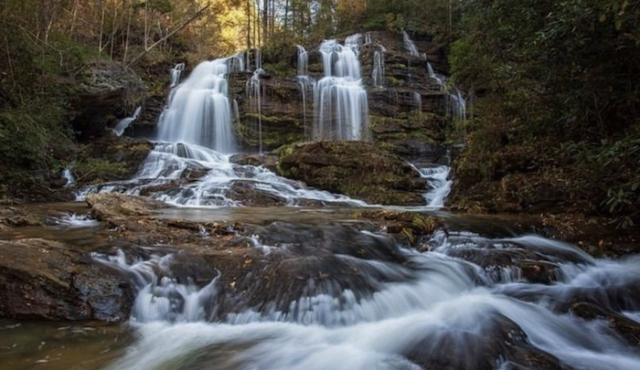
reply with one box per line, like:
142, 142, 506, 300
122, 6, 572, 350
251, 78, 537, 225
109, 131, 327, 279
86, 228, 640, 370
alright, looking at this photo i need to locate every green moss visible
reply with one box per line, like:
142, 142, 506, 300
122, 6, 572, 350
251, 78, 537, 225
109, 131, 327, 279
74, 158, 128, 184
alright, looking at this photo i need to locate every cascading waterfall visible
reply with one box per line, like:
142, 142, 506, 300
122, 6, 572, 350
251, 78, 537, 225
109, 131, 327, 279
170, 63, 185, 87
296, 45, 308, 76
413, 92, 422, 113
403, 30, 421, 58
372, 45, 386, 88
246, 68, 265, 153
296, 45, 315, 139
97, 229, 640, 370
111, 106, 142, 136
314, 34, 369, 141
419, 165, 452, 208
62, 166, 75, 188
157, 57, 242, 153
449, 89, 468, 121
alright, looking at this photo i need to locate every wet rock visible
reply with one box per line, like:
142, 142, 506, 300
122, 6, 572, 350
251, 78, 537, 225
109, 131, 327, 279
86, 193, 169, 227
568, 302, 640, 348
0, 207, 42, 230
230, 153, 279, 172
0, 239, 134, 321
404, 315, 568, 370
277, 141, 427, 206
208, 222, 413, 317
227, 180, 288, 207
357, 210, 442, 245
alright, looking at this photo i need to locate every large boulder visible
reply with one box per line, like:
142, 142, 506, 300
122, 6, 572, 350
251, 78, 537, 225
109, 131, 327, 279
0, 238, 134, 321
277, 141, 427, 206
71, 60, 146, 139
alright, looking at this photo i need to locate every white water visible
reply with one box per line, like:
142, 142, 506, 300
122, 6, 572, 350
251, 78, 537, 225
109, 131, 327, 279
450, 90, 467, 121
403, 31, 421, 58
99, 231, 640, 370
170, 63, 185, 87
62, 166, 75, 188
372, 47, 386, 88
53, 213, 99, 228
247, 68, 265, 153
111, 106, 142, 136
314, 35, 369, 141
157, 56, 243, 153
77, 141, 368, 208
413, 92, 422, 113
419, 165, 452, 208
296, 45, 308, 76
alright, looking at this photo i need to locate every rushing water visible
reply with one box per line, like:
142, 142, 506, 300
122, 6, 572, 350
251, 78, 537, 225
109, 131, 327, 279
246, 68, 265, 153
314, 35, 369, 141
372, 46, 386, 88
170, 63, 185, 88
111, 106, 141, 137
82, 226, 640, 370
157, 57, 242, 153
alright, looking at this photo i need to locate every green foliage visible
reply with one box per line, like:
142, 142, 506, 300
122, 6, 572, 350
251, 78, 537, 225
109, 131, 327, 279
450, 0, 640, 226
74, 158, 128, 184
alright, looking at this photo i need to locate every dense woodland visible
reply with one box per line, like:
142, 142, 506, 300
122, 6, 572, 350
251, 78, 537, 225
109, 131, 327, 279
1, 0, 639, 228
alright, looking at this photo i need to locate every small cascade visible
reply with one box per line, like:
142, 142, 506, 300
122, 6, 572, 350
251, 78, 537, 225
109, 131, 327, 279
246, 68, 265, 153
53, 213, 99, 228
296, 45, 315, 139
157, 56, 244, 153
296, 45, 308, 76
449, 90, 468, 121
427, 61, 445, 88
419, 165, 452, 208
76, 142, 368, 208
372, 46, 386, 88
170, 63, 185, 87
62, 166, 75, 188
413, 92, 422, 113
314, 34, 369, 141
111, 106, 142, 136
365, 32, 372, 45
93, 250, 220, 323
403, 30, 422, 58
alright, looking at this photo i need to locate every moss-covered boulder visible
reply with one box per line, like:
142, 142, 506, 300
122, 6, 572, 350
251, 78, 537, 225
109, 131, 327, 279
277, 141, 427, 206
74, 135, 153, 185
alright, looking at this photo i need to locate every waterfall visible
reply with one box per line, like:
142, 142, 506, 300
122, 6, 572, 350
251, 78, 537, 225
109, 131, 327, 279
449, 90, 467, 121
314, 34, 369, 141
365, 32, 372, 44
372, 46, 386, 88
62, 166, 75, 188
170, 63, 185, 87
98, 230, 640, 370
419, 166, 452, 208
296, 45, 308, 76
111, 106, 142, 136
246, 68, 265, 153
413, 92, 422, 113
157, 56, 243, 153
403, 31, 421, 58
427, 62, 445, 88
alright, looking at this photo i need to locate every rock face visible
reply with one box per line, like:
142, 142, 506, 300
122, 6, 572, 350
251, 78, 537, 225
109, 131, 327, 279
0, 238, 134, 321
71, 60, 146, 139
74, 135, 153, 186
229, 72, 306, 151
277, 141, 427, 205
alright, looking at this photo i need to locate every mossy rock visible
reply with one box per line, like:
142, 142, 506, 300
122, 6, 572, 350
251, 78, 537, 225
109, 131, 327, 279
277, 141, 427, 206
